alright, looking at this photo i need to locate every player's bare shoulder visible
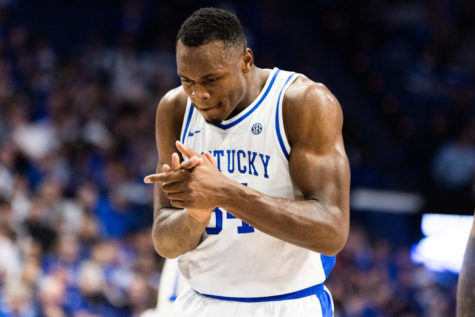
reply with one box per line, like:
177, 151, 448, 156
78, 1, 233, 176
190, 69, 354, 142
283, 76, 343, 148
156, 86, 189, 140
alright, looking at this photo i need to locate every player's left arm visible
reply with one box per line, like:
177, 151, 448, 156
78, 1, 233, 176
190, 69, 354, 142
285, 78, 350, 254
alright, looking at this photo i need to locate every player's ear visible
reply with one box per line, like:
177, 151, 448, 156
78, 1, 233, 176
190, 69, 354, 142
241, 48, 253, 73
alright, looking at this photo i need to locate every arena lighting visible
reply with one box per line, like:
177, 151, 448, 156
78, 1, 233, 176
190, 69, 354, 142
411, 213, 473, 273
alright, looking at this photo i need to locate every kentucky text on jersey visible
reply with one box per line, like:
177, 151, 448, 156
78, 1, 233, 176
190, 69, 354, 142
202, 149, 271, 178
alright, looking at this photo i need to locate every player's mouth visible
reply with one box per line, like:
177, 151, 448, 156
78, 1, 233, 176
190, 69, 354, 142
195, 102, 221, 111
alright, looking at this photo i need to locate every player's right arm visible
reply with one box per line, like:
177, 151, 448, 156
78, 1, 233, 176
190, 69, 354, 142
150, 88, 210, 259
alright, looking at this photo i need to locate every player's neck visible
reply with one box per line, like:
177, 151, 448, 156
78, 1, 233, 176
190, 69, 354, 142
233, 67, 269, 116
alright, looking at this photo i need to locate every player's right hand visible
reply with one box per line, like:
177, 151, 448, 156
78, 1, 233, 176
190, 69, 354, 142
168, 151, 213, 223
144, 149, 217, 224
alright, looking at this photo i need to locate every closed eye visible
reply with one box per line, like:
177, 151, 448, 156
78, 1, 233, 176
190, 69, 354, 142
180, 77, 193, 83
205, 77, 220, 83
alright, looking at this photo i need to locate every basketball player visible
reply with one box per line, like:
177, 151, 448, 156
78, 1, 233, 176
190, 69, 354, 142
144, 7, 350, 317
457, 210, 475, 317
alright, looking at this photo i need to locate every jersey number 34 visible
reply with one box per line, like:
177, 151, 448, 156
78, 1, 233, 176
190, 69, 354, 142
205, 183, 254, 235
206, 207, 255, 235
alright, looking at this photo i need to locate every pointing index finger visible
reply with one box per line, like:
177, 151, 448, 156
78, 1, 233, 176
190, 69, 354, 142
143, 173, 167, 184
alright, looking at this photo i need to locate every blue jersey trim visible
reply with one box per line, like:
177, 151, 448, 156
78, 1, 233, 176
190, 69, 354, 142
169, 270, 180, 302
181, 105, 195, 144
320, 287, 334, 317
214, 69, 280, 130
321, 254, 336, 278
195, 283, 324, 303
275, 73, 296, 160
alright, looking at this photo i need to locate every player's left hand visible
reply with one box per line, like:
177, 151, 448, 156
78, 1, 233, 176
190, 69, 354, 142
145, 141, 226, 210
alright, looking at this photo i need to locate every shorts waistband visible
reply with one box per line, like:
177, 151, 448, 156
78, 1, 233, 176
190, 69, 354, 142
193, 283, 325, 303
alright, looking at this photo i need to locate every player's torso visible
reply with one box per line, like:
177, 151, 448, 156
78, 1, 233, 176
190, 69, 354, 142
181, 68, 294, 201
178, 68, 334, 298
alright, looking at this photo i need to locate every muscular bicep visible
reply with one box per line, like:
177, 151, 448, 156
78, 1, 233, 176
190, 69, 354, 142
285, 80, 350, 219
289, 140, 350, 211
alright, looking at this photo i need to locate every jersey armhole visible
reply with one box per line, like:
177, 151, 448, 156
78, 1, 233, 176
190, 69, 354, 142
275, 73, 299, 160
180, 98, 194, 145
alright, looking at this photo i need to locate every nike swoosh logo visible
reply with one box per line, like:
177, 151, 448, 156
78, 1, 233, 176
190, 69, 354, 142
188, 130, 201, 137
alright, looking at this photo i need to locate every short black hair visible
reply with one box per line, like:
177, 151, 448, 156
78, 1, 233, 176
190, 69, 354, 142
177, 7, 246, 50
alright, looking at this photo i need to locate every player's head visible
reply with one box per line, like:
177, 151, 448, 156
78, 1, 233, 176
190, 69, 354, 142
176, 7, 253, 124
177, 7, 246, 51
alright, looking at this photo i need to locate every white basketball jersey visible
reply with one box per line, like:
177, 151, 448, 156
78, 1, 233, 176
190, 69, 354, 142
178, 68, 335, 299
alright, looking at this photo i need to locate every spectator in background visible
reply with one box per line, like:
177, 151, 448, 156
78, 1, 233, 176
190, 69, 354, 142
0, 200, 21, 284
36, 275, 68, 317
66, 260, 120, 317
127, 273, 156, 317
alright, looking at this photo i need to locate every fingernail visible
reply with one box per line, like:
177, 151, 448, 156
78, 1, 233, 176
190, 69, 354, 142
144, 177, 151, 183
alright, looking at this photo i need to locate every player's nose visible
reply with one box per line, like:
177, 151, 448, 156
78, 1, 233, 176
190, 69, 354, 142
192, 85, 210, 101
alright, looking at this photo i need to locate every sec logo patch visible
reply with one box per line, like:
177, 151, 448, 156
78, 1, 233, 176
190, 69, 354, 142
251, 123, 263, 135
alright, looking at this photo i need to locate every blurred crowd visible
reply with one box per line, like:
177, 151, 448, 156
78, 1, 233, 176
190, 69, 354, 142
0, 0, 469, 316
328, 224, 456, 317
312, 0, 475, 211
0, 0, 167, 316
